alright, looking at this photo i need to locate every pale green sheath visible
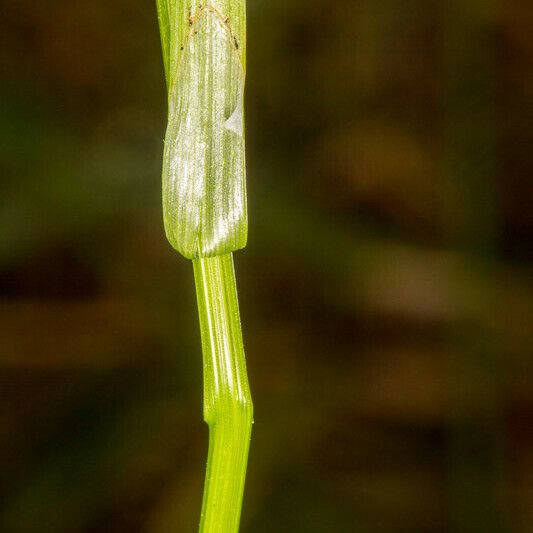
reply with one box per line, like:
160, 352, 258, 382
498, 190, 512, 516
161, 0, 247, 259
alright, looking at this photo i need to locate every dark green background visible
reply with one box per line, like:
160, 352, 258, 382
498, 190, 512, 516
1, 1, 532, 531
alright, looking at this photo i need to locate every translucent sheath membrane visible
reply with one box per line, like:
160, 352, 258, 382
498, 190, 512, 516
161, 1, 247, 259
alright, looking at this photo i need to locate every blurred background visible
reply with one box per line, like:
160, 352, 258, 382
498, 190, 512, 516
1, 0, 532, 531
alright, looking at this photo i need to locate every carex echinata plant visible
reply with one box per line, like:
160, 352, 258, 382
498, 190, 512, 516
154, 1, 252, 532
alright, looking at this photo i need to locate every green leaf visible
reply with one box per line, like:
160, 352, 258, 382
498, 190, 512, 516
155, 0, 171, 84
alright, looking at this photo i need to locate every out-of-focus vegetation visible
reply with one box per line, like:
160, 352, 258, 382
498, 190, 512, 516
0, 1, 532, 531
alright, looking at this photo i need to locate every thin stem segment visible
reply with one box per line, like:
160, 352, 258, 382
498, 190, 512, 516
193, 254, 253, 533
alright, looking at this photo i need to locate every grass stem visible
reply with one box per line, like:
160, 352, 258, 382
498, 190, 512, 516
193, 254, 253, 533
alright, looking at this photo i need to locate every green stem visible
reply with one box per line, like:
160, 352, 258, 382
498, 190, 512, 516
193, 253, 253, 533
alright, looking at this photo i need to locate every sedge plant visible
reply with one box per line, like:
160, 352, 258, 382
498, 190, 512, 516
155, 1, 253, 532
